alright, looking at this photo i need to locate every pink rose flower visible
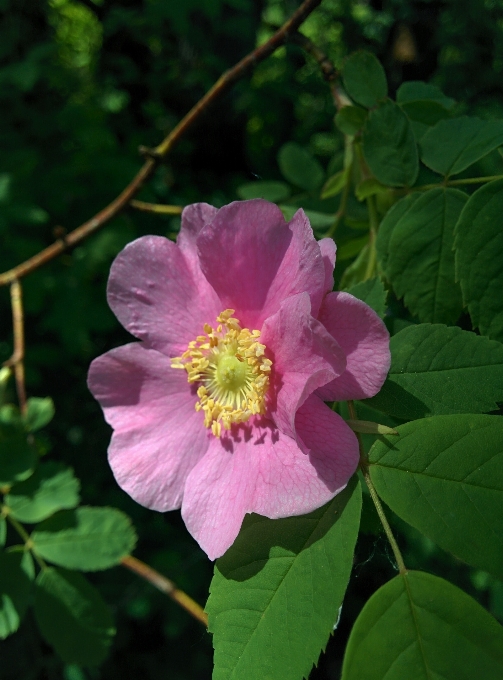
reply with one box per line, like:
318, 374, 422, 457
88, 200, 390, 559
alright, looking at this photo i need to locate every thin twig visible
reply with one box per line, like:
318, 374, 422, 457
289, 31, 338, 82
129, 200, 183, 215
347, 401, 407, 574
121, 555, 208, 627
3, 280, 27, 414
0, 0, 323, 287
412, 173, 503, 193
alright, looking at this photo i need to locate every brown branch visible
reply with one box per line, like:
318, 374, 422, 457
121, 555, 208, 627
0, 0, 323, 287
129, 200, 183, 215
3, 280, 27, 414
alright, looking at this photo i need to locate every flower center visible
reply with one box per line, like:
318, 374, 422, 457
171, 309, 272, 437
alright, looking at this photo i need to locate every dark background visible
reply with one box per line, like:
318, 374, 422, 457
1, 0, 503, 678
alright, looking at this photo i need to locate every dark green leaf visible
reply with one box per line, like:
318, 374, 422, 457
23, 397, 55, 432
376, 192, 422, 272
277, 142, 324, 192
279, 205, 335, 229
335, 106, 368, 135
420, 116, 503, 176
31, 506, 137, 571
339, 243, 370, 289
342, 571, 503, 680
6, 462, 80, 523
0, 550, 34, 639
381, 188, 467, 324
207, 477, 361, 680
342, 51, 387, 109
0, 517, 5, 547
321, 168, 349, 199
236, 181, 291, 203
34, 567, 115, 665
369, 415, 503, 578
0, 419, 36, 487
362, 100, 419, 187
337, 236, 369, 261
346, 278, 387, 319
455, 179, 503, 341
396, 81, 456, 109
366, 324, 503, 419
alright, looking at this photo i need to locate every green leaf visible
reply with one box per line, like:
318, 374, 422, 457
6, 462, 80, 523
320, 168, 348, 199
339, 243, 370, 289
369, 414, 503, 578
376, 192, 422, 272
31, 506, 137, 571
396, 81, 456, 109
335, 106, 368, 135
23, 397, 55, 432
366, 324, 503, 420
420, 116, 503, 176
34, 567, 115, 665
277, 142, 324, 192
236, 181, 291, 203
0, 550, 34, 639
279, 205, 335, 229
362, 99, 419, 187
342, 51, 387, 109
346, 278, 387, 319
0, 517, 6, 546
207, 477, 361, 680
380, 188, 467, 324
455, 179, 503, 342
354, 178, 388, 201
0, 419, 36, 487
337, 236, 369, 261
342, 571, 503, 680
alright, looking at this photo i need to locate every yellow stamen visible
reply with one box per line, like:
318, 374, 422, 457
170, 309, 271, 437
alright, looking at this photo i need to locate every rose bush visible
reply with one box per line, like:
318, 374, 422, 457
88, 200, 390, 559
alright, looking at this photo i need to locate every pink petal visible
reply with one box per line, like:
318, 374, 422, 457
182, 409, 357, 560
177, 202, 218, 278
261, 292, 346, 439
88, 343, 209, 511
107, 235, 221, 356
316, 291, 391, 401
319, 237, 336, 294
197, 200, 326, 329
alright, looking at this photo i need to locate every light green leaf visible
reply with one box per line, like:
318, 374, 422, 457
420, 116, 503, 176
0, 420, 36, 487
207, 477, 361, 680
0, 517, 5, 547
342, 51, 387, 109
396, 81, 456, 109
23, 397, 55, 432
6, 462, 80, 523
362, 99, 419, 187
380, 188, 467, 324
355, 178, 388, 201
236, 181, 291, 203
337, 236, 369, 261
0, 550, 34, 639
31, 506, 137, 571
279, 205, 335, 229
321, 168, 349, 199
455, 179, 503, 342
366, 324, 503, 420
277, 142, 324, 192
346, 277, 387, 319
335, 106, 368, 135
342, 571, 503, 680
369, 414, 503, 578
34, 567, 115, 665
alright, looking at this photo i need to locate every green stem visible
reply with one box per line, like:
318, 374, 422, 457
7, 514, 47, 570
326, 171, 351, 238
414, 173, 503, 192
347, 401, 407, 574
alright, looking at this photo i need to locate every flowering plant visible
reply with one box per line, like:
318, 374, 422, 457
88, 199, 390, 558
